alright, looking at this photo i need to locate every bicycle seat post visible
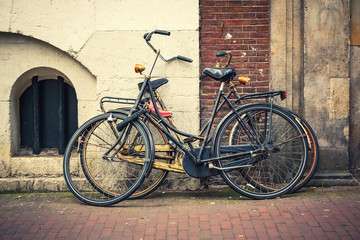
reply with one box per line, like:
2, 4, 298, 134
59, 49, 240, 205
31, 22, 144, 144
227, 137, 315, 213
197, 81, 226, 164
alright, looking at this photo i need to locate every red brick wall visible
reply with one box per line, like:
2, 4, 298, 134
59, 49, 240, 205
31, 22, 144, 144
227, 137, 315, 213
200, 0, 270, 127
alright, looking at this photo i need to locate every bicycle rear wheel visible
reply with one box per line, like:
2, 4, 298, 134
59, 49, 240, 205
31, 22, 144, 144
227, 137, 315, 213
213, 104, 308, 199
63, 113, 152, 206
229, 106, 319, 193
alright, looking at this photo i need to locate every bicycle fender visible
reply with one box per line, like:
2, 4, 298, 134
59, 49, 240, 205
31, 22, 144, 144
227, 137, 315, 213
116, 109, 147, 132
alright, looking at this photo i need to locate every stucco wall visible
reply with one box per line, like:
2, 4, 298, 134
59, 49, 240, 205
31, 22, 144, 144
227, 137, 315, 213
304, 0, 350, 171
0, 0, 200, 191
0, 0, 200, 131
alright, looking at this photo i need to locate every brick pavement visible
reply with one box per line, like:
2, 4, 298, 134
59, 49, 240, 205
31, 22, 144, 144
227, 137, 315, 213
0, 186, 359, 240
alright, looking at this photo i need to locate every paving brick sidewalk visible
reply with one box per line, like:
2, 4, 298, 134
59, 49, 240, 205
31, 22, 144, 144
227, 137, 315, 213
0, 186, 359, 240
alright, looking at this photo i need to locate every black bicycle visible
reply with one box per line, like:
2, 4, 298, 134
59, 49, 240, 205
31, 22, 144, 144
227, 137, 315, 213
63, 30, 311, 206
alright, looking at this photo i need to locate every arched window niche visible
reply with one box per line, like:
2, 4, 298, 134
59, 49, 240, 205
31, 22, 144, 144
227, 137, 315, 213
11, 67, 78, 155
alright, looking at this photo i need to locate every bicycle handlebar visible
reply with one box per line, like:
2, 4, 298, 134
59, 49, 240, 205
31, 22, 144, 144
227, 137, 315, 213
155, 30, 171, 36
144, 30, 193, 63
177, 55, 193, 63
216, 52, 228, 57
144, 30, 171, 41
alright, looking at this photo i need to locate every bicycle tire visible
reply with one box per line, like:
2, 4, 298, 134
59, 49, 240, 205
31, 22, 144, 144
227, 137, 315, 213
63, 112, 152, 206
213, 104, 308, 199
285, 110, 318, 193
229, 105, 319, 193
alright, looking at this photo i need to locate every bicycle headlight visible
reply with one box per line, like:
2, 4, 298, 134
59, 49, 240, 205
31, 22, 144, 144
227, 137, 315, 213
135, 64, 145, 74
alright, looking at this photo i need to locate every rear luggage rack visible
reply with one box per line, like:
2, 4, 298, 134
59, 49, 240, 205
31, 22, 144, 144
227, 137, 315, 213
100, 96, 137, 112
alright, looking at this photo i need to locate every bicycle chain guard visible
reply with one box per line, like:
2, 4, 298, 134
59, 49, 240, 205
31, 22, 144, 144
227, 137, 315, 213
182, 147, 219, 178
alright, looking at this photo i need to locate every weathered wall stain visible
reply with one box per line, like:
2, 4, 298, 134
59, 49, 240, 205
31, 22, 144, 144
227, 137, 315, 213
317, 6, 342, 33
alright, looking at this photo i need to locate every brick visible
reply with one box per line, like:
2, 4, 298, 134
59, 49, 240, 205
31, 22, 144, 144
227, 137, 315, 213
230, 217, 241, 226
200, 214, 210, 222
211, 225, 222, 235
202, 1, 216, 7
145, 226, 156, 236
349, 231, 360, 239
71, 224, 83, 233
223, 20, 250, 26
288, 227, 302, 237
167, 226, 178, 236
222, 229, 235, 239
200, 229, 212, 239
276, 223, 289, 233
312, 226, 327, 238
244, 228, 257, 238
266, 227, 280, 238
178, 230, 189, 240
279, 232, 293, 239
155, 230, 166, 240
281, 211, 293, 219
260, 212, 272, 220
101, 227, 114, 238
200, 221, 211, 229
319, 222, 335, 232
249, 7, 270, 12
221, 220, 232, 229
333, 225, 350, 236
242, 220, 253, 229
222, 7, 250, 13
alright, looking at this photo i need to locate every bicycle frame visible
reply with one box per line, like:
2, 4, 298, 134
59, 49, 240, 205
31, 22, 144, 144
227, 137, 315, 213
101, 33, 290, 176
143, 77, 266, 165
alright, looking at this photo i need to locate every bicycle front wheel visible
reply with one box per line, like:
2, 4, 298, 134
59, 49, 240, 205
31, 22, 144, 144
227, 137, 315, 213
63, 113, 152, 206
213, 104, 308, 199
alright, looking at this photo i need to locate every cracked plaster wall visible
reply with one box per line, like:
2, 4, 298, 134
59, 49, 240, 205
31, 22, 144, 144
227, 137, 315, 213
0, 0, 200, 191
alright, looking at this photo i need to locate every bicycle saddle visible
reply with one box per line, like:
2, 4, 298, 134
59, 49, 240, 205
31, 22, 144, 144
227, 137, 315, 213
138, 78, 168, 91
203, 67, 236, 82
